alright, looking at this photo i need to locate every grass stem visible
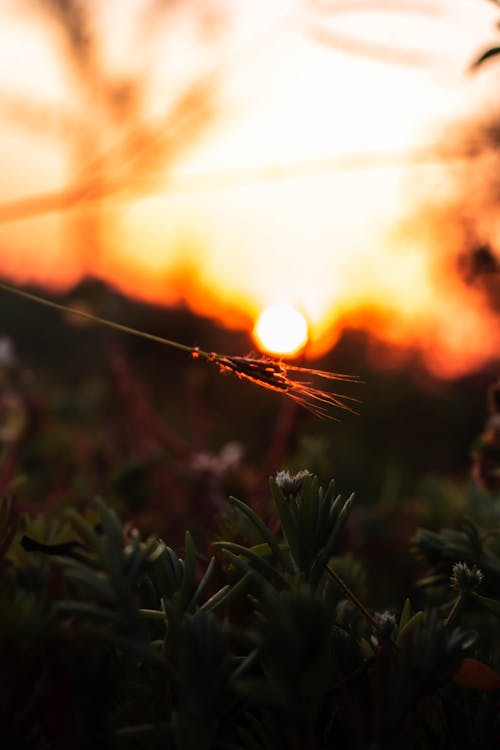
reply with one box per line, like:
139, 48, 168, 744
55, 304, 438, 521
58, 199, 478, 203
0, 280, 204, 357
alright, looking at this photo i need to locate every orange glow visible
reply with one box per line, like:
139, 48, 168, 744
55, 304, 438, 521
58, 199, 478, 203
0, 2, 499, 380
253, 304, 308, 356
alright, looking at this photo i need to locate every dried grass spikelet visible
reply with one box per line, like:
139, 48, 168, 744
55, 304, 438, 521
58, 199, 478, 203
206, 352, 361, 418
0, 281, 361, 419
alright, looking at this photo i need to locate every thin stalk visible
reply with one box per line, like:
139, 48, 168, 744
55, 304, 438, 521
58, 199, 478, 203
326, 563, 379, 632
0, 280, 205, 358
139, 608, 166, 621
445, 593, 465, 627
0, 280, 361, 417
326, 563, 397, 649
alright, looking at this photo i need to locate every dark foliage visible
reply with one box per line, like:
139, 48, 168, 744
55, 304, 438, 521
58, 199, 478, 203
2, 454, 500, 749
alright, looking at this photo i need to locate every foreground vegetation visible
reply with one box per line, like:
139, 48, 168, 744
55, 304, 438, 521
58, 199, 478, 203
1, 377, 500, 749
0, 279, 498, 749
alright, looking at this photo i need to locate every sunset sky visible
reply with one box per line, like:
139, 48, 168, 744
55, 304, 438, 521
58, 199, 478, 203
0, 0, 499, 376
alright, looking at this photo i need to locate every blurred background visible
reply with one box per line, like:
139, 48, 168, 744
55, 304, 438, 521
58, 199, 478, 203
0, 0, 499, 600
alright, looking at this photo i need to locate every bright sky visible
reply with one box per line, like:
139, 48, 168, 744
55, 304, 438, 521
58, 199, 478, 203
0, 0, 499, 374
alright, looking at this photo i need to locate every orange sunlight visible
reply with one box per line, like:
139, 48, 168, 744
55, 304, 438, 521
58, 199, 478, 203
0, 0, 499, 379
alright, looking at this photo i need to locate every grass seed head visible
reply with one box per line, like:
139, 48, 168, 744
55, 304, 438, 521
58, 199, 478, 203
208, 353, 361, 418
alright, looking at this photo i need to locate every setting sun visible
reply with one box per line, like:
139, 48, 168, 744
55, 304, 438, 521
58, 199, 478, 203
254, 304, 308, 356
0, 1, 499, 378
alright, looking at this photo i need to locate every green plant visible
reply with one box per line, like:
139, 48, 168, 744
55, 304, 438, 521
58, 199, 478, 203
4, 469, 500, 749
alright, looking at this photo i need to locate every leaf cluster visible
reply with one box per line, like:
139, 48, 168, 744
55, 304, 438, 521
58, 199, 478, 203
1, 473, 500, 748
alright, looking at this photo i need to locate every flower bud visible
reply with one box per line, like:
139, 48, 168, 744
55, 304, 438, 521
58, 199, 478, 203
275, 469, 312, 496
450, 562, 484, 593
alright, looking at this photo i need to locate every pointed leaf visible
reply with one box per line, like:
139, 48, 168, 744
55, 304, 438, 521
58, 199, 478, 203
66, 509, 100, 550
298, 473, 320, 570
229, 495, 283, 563
124, 539, 152, 584
309, 495, 354, 587
96, 499, 125, 576
214, 542, 288, 589
471, 46, 500, 70
397, 610, 425, 644
188, 556, 216, 610
55, 600, 122, 625
200, 585, 233, 612
96, 499, 124, 551
269, 478, 298, 560
398, 597, 412, 633
91, 629, 165, 667
139, 608, 166, 622
317, 480, 336, 533
472, 592, 500, 619
179, 530, 196, 610
62, 558, 116, 604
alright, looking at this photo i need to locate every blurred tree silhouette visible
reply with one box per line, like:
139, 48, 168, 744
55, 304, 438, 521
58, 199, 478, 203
0, 0, 225, 268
